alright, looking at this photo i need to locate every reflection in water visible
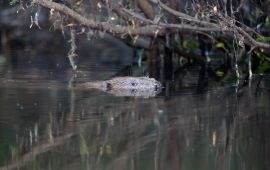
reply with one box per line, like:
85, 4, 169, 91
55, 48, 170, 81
1, 17, 269, 169
0, 76, 269, 170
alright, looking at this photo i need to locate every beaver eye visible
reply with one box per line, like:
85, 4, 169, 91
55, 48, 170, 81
131, 89, 137, 94
131, 82, 137, 86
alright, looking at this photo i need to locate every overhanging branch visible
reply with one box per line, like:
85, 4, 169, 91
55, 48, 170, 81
32, 0, 270, 50
33, 0, 164, 36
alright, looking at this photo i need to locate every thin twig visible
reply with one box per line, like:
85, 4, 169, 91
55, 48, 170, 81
32, 0, 270, 50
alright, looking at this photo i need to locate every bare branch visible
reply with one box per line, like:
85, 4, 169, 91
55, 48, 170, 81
217, 14, 270, 49
150, 0, 220, 29
32, 0, 270, 50
137, 0, 155, 20
32, 0, 164, 36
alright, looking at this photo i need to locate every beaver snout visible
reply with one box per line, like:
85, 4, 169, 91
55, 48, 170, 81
155, 84, 159, 92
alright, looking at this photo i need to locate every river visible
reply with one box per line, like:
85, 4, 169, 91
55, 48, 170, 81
0, 28, 269, 170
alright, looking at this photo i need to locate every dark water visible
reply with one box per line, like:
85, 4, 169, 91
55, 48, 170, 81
1, 73, 270, 170
0, 34, 270, 170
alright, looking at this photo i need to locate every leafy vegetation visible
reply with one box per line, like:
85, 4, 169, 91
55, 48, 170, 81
3, 0, 270, 81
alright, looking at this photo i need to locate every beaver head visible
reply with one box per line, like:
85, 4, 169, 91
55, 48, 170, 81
105, 77, 162, 92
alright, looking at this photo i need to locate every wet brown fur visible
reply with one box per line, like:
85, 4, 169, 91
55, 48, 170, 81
77, 76, 161, 91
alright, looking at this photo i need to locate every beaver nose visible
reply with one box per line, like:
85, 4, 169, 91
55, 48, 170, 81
105, 82, 112, 91
155, 84, 159, 91
154, 81, 162, 91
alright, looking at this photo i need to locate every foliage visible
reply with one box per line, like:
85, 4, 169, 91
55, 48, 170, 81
6, 0, 270, 77
9, 0, 18, 5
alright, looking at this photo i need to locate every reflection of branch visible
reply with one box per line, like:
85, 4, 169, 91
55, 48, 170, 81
107, 107, 158, 169
0, 133, 74, 170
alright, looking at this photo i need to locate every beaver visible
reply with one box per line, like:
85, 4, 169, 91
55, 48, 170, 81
75, 76, 162, 97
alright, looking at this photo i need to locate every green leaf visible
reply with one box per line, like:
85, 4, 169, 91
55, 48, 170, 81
216, 70, 224, 77
137, 49, 144, 67
265, 17, 270, 27
183, 39, 198, 52
9, 0, 18, 5
174, 34, 181, 45
257, 61, 270, 74
154, 14, 163, 24
215, 42, 225, 49
0, 55, 6, 65
256, 36, 270, 43
79, 135, 89, 157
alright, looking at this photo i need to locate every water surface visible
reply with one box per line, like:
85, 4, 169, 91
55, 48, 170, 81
0, 66, 269, 170
0, 33, 270, 170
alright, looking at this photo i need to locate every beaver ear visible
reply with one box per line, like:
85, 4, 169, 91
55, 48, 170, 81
143, 74, 149, 78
